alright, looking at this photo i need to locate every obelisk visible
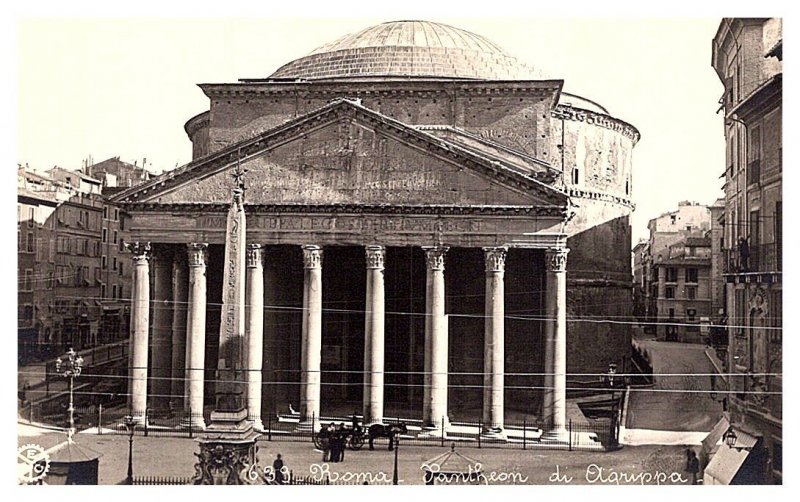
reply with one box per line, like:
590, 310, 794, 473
192, 165, 262, 485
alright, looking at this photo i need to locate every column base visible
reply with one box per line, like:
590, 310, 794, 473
180, 415, 207, 431
539, 426, 570, 443
248, 418, 265, 432
295, 420, 317, 433
480, 426, 508, 441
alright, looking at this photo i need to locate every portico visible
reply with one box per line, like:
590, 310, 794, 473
115, 99, 572, 433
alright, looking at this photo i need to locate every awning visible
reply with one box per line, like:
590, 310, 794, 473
701, 416, 729, 454
703, 429, 758, 485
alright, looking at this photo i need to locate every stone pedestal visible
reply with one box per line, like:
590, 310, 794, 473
192, 409, 262, 485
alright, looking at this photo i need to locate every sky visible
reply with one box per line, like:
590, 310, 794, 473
15, 15, 728, 242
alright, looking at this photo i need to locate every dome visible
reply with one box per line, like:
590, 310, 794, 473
270, 20, 541, 81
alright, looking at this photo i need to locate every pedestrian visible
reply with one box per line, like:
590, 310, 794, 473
273, 454, 285, 485
685, 449, 699, 485
337, 423, 346, 462
330, 431, 341, 463
322, 423, 334, 462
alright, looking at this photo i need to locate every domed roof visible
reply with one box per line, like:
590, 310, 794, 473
270, 20, 541, 81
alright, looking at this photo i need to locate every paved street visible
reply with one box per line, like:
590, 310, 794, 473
19, 424, 694, 485
626, 339, 723, 432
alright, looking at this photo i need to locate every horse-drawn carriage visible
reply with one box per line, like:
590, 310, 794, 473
312, 422, 409, 451
313, 424, 365, 451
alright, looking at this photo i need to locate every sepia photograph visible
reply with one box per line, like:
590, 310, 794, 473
10, 1, 788, 490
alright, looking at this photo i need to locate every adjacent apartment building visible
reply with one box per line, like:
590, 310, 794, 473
706, 17, 782, 485
17, 159, 149, 361
636, 201, 713, 341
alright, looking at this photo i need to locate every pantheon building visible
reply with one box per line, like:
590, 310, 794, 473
114, 20, 639, 433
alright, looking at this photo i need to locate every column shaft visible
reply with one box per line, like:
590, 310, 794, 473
246, 244, 265, 429
423, 246, 449, 428
543, 248, 569, 428
126, 242, 150, 423
170, 254, 188, 407
363, 246, 386, 425
483, 247, 507, 432
185, 243, 208, 429
300, 245, 323, 425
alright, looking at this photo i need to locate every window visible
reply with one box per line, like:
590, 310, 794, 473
102, 228, 107, 243
685, 268, 698, 283
101, 284, 106, 298
119, 262, 124, 277
114, 208, 119, 221
748, 125, 762, 185
113, 230, 118, 244
668, 308, 675, 319
112, 257, 117, 271
28, 207, 35, 227
112, 284, 118, 299
686, 286, 698, 300
102, 255, 107, 268
23, 269, 33, 291
103, 206, 108, 219
26, 232, 34, 253
572, 168, 579, 185
666, 267, 678, 282
36, 238, 44, 261
687, 308, 697, 321
665, 286, 675, 299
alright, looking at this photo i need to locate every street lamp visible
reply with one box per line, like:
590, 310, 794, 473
55, 347, 84, 441
606, 363, 620, 449
723, 426, 754, 452
124, 415, 137, 484
392, 434, 400, 485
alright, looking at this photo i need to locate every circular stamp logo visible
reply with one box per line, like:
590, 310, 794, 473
17, 444, 50, 484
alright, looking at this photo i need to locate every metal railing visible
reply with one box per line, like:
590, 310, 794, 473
723, 242, 781, 274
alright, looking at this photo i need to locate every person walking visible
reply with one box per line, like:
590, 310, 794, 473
322, 423, 334, 462
337, 423, 346, 462
685, 449, 700, 485
273, 454, 285, 484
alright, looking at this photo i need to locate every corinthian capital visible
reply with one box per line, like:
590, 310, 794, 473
365, 245, 386, 270
187, 243, 208, 268
246, 244, 263, 269
422, 246, 449, 271
125, 242, 151, 264
302, 245, 323, 269
545, 247, 569, 273
484, 247, 508, 273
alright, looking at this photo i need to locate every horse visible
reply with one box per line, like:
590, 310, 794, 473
367, 422, 408, 451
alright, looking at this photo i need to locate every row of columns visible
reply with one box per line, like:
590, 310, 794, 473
125, 242, 569, 432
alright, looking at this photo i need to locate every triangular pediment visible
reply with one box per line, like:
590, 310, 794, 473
114, 100, 568, 208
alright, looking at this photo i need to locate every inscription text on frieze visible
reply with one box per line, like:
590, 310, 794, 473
196, 215, 482, 233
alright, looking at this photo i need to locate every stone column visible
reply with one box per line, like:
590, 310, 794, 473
170, 252, 188, 409
483, 247, 507, 435
125, 242, 150, 424
422, 246, 449, 429
300, 245, 323, 427
543, 248, 569, 430
151, 247, 174, 411
246, 244, 265, 430
184, 243, 208, 429
363, 245, 386, 425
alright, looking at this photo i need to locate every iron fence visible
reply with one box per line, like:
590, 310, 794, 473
132, 476, 191, 485
24, 404, 621, 452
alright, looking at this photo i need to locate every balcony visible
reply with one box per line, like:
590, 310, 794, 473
723, 242, 781, 274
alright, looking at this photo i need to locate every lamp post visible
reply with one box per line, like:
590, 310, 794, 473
392, 434, 400, 485
606, 363, 619, 448
55, 347, 84, 441
124, 415, 137, 485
